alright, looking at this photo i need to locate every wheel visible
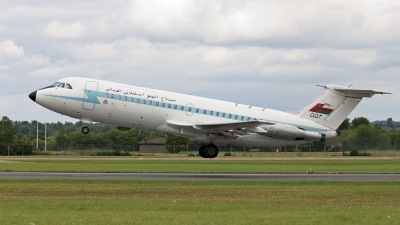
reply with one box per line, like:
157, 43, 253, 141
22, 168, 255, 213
82, 126, 89, 134
203, 144, 219, 158
199, 145, 206, 158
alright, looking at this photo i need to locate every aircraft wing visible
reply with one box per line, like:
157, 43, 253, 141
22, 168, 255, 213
166, 120, 274, 138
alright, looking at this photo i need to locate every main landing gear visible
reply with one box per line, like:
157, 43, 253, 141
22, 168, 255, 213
199, 144, 219, 158
82, 126, 89, 134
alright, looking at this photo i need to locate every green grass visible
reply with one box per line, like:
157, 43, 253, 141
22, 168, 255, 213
0, 179, 399, 225
1, 158, 400, 173
30, 149, 400, 157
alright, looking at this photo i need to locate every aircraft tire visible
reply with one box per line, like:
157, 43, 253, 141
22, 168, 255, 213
199, 145, 206, 158
204, 144, 219, 158
82, 126, 90, 134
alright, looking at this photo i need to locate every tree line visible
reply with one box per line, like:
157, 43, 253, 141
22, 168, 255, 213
327, 117, 400, 150
2, 116, 193, 154
1, 116, 400, 155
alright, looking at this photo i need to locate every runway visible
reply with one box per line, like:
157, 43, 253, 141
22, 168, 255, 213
1, 172, 400, 181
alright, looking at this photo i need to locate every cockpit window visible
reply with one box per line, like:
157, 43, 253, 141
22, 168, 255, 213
50, 81, 73, 89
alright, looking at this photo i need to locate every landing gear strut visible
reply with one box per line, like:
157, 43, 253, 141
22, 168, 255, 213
82, 126, 89, 134
199, 144, 219, 158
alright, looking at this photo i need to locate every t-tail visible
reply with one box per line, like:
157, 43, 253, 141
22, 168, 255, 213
297, 85, 390, 130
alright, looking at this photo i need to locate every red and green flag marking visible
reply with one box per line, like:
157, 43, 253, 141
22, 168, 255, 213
309, 103, 333, 115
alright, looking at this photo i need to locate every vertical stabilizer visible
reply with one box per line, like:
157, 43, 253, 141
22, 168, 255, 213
296, 85, 390, 130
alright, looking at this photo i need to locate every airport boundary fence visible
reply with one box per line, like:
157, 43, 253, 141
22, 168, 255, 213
1, 143, 399, 157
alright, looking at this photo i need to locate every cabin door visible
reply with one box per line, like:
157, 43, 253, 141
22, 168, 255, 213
82, 81, 99, 111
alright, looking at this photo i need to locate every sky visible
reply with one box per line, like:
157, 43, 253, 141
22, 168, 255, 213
1, 0, 399, 124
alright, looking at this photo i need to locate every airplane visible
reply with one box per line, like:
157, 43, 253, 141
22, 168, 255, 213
28, 77, 390, 158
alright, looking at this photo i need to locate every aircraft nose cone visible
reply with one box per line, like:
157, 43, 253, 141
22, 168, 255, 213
29, 91, 37, 102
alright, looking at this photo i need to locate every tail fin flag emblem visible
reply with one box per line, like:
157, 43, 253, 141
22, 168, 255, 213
309, 103, 333, 115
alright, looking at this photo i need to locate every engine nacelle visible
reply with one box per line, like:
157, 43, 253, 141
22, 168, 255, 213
258, 124, 326, 142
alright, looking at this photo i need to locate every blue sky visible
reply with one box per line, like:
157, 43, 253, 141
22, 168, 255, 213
1, 0, 399, 123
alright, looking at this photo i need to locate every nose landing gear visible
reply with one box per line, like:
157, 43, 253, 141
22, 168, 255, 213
199, 144, 219, 158
82, 126, 90, 134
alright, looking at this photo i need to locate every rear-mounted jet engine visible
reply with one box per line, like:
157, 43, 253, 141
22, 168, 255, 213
258, 124, 326, 142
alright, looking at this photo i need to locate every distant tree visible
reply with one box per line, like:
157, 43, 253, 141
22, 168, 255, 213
0, 116, 18, 144
55, 127, 69, 145
116, 129, 138, 145
394, 130, 400, 149
389, 132, 397, 147
351, 117, 370, 128
351, 124, 390, 150
100, 124, 113, 133
18, 124, 31, 137
117, 126, 131, 131
75, 121, 84, 128
106, 128, 121, 144
64, 125, 77, 134
165, 135, 193, 153
338, 118, 350, 130
165, 135, 192, 146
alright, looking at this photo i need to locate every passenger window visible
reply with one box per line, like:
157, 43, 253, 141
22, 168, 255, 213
181, 106, 184, 110
229, 114, 232, 118
203, 110, 206, 114
131, 97, 134, 102
235, 115, 238, 119
149, 100, 152, 105
143, 100, 146, 104
124, 96, 127, 101
174, 105, 177, 109
168, 104, 171, 108
136, 98, 140, 103
216, 112, 219, 116
162, 103, 165, 107
241, 116, 244, 121
222, 113, 226, 117
111, 94, 114, 99
188, 107, 192, 112
156, 102, 159, 106
105, 93, 108, 98
118, 96, 121, 100
196, 108, 199, 113
210, 111, 213, 115
247, 117, 250, 121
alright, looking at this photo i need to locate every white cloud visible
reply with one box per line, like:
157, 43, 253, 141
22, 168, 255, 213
28, 64, 78, 77
0, 40, 24, 59
0, 0, 399, 122
42, 21, 84, 39
26, 54, 50, 66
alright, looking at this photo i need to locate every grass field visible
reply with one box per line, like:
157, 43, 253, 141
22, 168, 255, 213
0, 179, 399, 225
1, 157, 399, 224
1, 157, 400, 173
28, 149, 400, 157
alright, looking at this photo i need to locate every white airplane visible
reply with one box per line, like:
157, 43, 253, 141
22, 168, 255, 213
29, 77, 389, 158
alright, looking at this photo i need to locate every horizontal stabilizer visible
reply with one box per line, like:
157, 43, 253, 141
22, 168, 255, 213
333, 88, 391, 98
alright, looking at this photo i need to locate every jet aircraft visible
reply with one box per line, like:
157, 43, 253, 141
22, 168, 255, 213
29, 77, 389, 158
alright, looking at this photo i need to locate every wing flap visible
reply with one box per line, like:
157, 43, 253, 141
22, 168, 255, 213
166, 120, 274, 134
